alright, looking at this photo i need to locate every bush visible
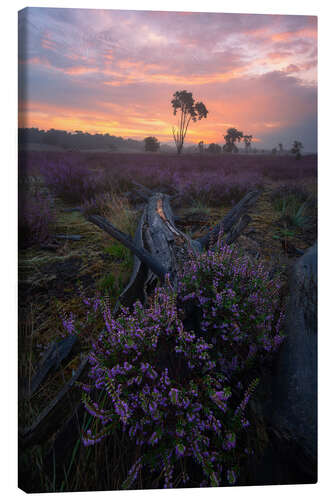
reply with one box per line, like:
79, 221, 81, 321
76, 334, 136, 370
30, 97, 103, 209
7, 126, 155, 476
18, 188, 55, 248
40, 159, 107, 203
65, 242, 285, 489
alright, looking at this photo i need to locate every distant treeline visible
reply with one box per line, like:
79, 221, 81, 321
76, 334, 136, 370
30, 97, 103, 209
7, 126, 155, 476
18, 128, 145, 151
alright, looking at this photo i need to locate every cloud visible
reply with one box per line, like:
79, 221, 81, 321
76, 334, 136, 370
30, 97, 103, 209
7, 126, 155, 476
18, 8, 317, 150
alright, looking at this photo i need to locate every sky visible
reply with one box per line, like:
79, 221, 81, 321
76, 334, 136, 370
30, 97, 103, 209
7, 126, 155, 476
18, 7, 317, 151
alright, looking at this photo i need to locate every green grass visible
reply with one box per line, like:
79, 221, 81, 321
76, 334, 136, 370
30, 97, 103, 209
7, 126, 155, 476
98, 272, 125, 298
105, 241, 132, 269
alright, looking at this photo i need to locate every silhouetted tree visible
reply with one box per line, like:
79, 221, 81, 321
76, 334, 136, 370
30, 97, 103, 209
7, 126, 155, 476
272, 147, 277, 155
291, 140, 303, 160
144, 136, 160, 152
278, 143, 283, 155
243, 134, 253, 153
223, 128, 243, 153
206, 143, 222, 154
198, 141, 204, 154
171, 90, 208, 154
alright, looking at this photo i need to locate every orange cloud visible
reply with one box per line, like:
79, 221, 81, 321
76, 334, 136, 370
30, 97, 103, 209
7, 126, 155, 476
64, 66, 100, 75
272, 27, 317, 42
267, 51, 291, 60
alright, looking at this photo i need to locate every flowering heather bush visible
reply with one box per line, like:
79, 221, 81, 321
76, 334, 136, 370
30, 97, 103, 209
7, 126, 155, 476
21, 151, 316, 208
40, 159, 108, 203
18, 188, 55, 248
64, 242, 285, 489
175, 170, 262, 206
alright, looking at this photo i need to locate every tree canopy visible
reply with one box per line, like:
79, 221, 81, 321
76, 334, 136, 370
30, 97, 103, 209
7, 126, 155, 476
171, 90, 208, 154
223, 128, 244, 153
291, 140, 304, 160
144, 136, 160, 152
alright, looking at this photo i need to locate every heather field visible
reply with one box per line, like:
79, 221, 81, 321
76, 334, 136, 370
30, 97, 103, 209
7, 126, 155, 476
18, 150, 317, 492
17, 4, 319, 493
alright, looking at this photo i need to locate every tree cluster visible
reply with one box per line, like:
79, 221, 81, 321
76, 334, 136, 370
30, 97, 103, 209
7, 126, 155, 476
18, 128, 144, 151
222, 129, 253, 153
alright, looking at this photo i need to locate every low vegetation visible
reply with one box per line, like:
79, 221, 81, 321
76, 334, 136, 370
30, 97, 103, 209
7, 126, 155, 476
18, 149, 317, 492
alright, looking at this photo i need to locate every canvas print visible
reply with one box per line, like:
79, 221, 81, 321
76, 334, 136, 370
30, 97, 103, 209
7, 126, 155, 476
18, 7, 317, 492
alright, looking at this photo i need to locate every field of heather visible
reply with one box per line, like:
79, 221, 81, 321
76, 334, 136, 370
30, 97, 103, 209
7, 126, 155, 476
18, 150, 317, 492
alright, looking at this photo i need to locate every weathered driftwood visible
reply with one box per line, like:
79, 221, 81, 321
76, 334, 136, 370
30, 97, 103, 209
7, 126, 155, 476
87, 214, 168, 280
19, 355, 88, 448
88, 190, 260, 272
197, 190, 261, 249
114, 208, 147, 311
88, 193, 201, 308
23, 335, 78, 400
86, 189, 260, 311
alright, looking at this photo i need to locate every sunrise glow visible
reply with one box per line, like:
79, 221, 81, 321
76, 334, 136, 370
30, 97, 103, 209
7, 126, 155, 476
18, 8, 317, 150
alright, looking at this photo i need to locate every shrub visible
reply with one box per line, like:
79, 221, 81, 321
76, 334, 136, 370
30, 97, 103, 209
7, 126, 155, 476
65, 241, 285, 489
40, 159, 107, 203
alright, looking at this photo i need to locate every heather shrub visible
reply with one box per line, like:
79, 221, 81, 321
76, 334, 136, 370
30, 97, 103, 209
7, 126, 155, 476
172, 170, 262, 207
40, 159, 108, 203
81, 193, 114, 216
65, 242, 285, 489
18, 188, 55, 248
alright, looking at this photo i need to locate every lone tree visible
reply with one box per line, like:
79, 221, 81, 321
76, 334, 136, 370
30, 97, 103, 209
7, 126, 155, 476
291, 140, 303, 160
171, 90, 208, 154
144, 136, 160, 153
243, 134, 253, 153
223, 128, 243, 153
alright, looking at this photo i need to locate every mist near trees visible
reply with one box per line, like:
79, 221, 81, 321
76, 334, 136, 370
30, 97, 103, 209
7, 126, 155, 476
18, 128, 144, 151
